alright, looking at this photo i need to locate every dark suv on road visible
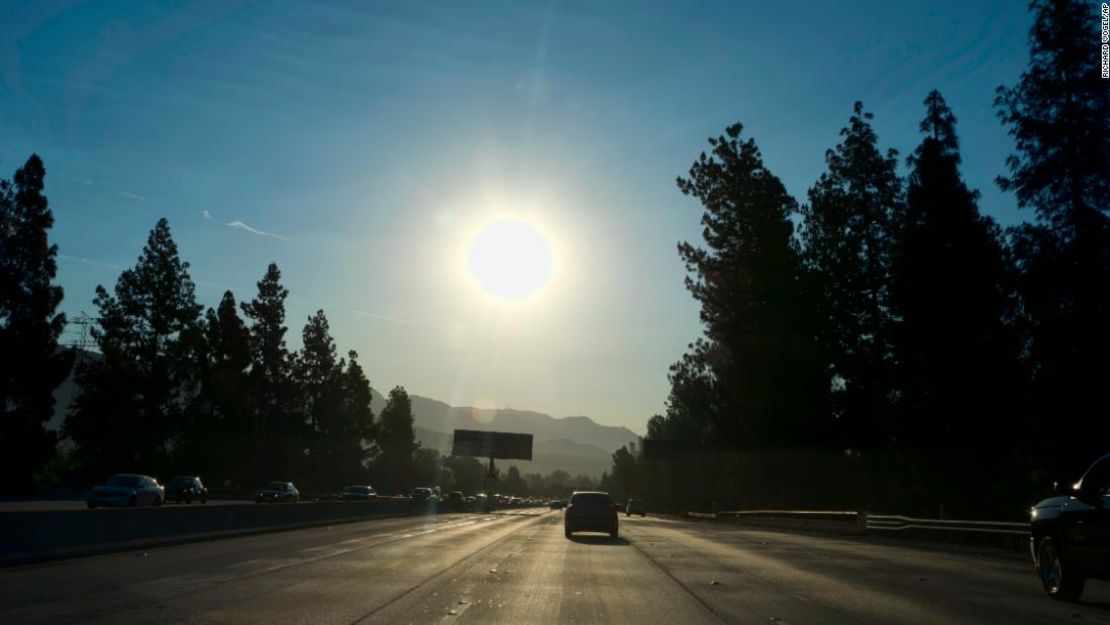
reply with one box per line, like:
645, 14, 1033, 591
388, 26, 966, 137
166, 475, 208, 504
564, 491, 619, 539
1030, 453, 1110, 601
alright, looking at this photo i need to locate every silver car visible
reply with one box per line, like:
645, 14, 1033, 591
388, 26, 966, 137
339, 485, 377, 500
86, 474, 165, 508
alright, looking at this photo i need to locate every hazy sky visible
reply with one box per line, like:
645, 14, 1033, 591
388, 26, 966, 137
0, 0, 1031, 434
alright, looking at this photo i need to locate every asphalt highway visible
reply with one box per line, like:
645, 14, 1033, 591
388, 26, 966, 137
2, 508, 1108, 624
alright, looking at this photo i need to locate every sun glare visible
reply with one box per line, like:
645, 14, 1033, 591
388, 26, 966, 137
467, 218, 554, 300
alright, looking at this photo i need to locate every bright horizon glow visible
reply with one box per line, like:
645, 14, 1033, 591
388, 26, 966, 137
466, 218, 555, 301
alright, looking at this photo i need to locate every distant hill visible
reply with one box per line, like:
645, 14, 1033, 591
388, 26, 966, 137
388, 391, 639, 452
413, 426, 620, 478
384, 390, 639, 478
48, 353, 637, 478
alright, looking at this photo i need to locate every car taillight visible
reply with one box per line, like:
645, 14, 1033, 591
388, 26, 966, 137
608, 504, 615, 512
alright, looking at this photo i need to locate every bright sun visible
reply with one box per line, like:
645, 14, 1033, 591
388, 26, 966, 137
467, 218, 554, 300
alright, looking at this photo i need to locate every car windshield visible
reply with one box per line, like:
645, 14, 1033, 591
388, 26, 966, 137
170, 477, 194, 486
263, 482, 287, 490
106, 475, 141, 487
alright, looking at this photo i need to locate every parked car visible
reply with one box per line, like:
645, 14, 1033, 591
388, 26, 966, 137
564, 491, 618, 539
626, 499, 646, 517
339, 485, 377, 500
1030, 453, 1110, 601
255, 481, 299, 503
165, 475, 208, 504
549, 499, 566, 510
86, 474, 164, 508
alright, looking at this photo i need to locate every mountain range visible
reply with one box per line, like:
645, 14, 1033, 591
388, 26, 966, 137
377, 389, 639, 478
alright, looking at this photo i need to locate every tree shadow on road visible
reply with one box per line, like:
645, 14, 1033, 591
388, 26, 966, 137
567, 535, 630, 546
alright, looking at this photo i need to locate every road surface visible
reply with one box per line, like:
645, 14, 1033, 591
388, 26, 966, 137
1, 508, 1108, 624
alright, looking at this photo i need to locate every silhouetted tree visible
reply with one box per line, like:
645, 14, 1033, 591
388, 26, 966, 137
296, 310, 340, 489
375, 386, 417, 493
241, 263, 301, 483
502, 465, 526, 496
672, 123, 829, 451
889, 91, 1025, 515
443, 454, 487, 494
177, 291, 254, 486
996, 0, 1110, 239
0, 155, 73, 494
67, 218, 203, 478
605, 444, 641, 502
411, 447, 440, 490
801, 102, 902, 450
324, 350, 376, 487
996, 0, 1110, 478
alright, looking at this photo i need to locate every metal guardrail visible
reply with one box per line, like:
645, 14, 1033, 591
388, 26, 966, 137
865, 514, 1026, 536
719, 509, 859, 520
687, 509, 1028, 544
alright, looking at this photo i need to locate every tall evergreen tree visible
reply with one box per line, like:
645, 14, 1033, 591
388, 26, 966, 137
241, 263, 300, 482
328, 350, 375, 486
375, 385, 417, 493
801, 102, 903, 450
996, 0, 1110, 476
297, 310, 338, 482
0, 155, 73, 494
178, 291, 253, 486
890, 91, 1024, 515
67, 218, 203, 477
995, 0, 1110, 239
671, 123, 828, 451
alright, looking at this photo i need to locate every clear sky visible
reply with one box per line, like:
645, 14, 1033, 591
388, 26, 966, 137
0, 0, 1032, 434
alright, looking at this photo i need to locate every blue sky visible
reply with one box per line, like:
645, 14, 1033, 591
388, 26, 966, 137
0, 0, 1031, 433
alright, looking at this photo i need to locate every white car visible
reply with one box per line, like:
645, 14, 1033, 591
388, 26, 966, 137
86, 474, 165, 508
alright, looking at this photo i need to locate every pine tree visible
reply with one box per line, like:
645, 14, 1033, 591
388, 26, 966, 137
295, 310, 340, 489
801, 102, 903, 450
178, 291, 254, 486
996, 0, 1110, 476
0, 155, 73, 494
331, 350, 375, 485
375, 385, 417, 493
673, 123, 828, 451
995, 0, 1110, 239
503, 465, 526, 496
241, 263, 301, 482
890, 91, 1024, 515
67, 218, 203, 477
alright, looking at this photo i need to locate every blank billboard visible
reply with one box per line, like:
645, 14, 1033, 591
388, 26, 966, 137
451, 430, 533, 460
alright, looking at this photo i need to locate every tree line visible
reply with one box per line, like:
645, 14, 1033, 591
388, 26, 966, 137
615, 0, 1109, 519
0, 185, 448, 494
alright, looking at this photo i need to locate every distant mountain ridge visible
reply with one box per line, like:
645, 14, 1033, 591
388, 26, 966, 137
381, 390, 639, 477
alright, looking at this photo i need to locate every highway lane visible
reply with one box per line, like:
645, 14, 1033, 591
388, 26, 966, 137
2, 509, 1109, 624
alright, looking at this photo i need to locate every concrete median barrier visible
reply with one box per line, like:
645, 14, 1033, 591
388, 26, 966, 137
0, 498, 430, 566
